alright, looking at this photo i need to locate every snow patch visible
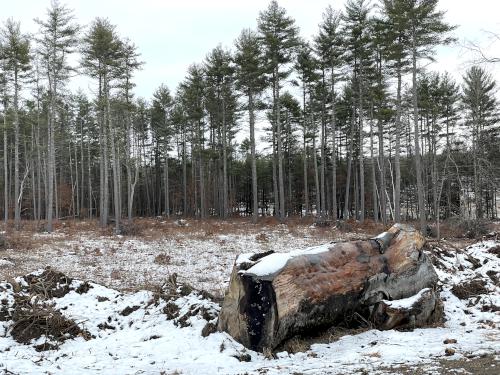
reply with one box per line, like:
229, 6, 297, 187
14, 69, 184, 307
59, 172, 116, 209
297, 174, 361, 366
244, 243, 332, 276
384, 288, 430, 309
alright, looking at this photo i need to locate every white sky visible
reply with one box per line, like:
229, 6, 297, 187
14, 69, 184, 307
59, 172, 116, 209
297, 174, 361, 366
2, 0, 500, 100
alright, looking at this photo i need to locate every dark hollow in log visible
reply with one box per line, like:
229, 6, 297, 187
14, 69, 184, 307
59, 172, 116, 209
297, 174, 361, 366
217, 224, 440, 352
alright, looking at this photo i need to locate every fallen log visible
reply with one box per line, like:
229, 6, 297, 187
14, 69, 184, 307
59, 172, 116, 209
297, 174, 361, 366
217, 224, 440, 352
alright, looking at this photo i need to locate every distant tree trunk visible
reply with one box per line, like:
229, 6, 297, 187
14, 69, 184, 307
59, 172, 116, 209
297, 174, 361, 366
87, 141, 92, 219
394, 65, 402, 222
358, 68, 365, 223
249, 91, 258, 223
272, 127, 278, 217
320, 71, 326, 218
80, 117, 85, 218
74, 137, 79, 217
182, 133, 187, 216
14, 69, 20, 230
47, 76, 56, 232
312, 114, 320, 218
106, 79, 120, 234
330, 74, 337, 220
164, 151, 170, 218
3, 105, 8, 224
222, 99, 228, 219
302, 84, 309, 216
344, 107, 355, 219
378, 118, 387, 225
275, 67, 285, 221
199, 127, 206, 219
412, 34, 425, 230
370, 106, 378, 222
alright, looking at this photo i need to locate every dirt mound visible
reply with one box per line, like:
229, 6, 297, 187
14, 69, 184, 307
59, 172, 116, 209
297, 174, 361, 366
451, 279, 488, 300
11, 296, 91, 347
0, 269, 94, 351
488, 245, 500, 257
23, 268, 74, 298
20, 267, 93, 298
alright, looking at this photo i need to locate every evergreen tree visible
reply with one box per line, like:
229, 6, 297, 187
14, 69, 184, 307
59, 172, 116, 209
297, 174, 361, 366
315, 6, 344, 220
151, 84, 173, 217
406, 0, 456, 229
35, 0, 79, 232
462, 66, 498, 219
0, 19, 30, 230
258, 0, 299, 221
81, 18, 123, 231
294, 42, 318, 216
342, 0, 373, 222
234, 29, 266, 223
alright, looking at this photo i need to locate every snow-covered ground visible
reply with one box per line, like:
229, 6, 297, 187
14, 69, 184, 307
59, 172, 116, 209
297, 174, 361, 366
0, 224, 498, 374
0, 222, 359, 294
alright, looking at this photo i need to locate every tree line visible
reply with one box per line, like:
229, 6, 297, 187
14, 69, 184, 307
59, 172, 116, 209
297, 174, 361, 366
0, 0, 498, 233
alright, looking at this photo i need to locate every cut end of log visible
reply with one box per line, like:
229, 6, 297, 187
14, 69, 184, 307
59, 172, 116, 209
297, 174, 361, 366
217, 224, 441, 352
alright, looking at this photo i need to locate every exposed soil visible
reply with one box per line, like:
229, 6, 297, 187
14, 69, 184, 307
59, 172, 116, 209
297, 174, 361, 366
451, 279, 488, 300
378, 354, 499, 375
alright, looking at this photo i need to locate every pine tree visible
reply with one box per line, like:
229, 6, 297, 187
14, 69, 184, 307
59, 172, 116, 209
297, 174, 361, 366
258, 0, 299, 221
81, 18, 123, 231
406, 0, 456, 229
179, 64, 205, 217
294, 43, 318, 217
151, 84, 173, 217
342, 0, 373, 222
35, 0, 79, 232
117, 39, 142, 222
0, 48, 8, 224
0, 19, 31, 230
462, 66, 498, 219
235, 29, 266, 223
315, 6, 344, 220
380, 0, 411, 223
205, 46, 236, 218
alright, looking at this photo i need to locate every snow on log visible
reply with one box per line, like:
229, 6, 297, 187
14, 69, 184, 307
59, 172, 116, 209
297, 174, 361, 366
217, 224, 440, 352
370, 288, 441, 330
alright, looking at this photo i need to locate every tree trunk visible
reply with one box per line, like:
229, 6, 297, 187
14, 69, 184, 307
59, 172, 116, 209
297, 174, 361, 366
358, 68, 365, 224
13, 69, 20, 230
249, 91, 258, 223
330, 74, 337, 220
3, 106, 8, 225
412, 34, 425, 229
312, 115, 320, 219
275, 68, 285, 222
302, 83, 309, 217
106, 79, 120, 234
218, 224, 439, 352
164, 150, 170, 218
394, 66, 402, 222
370, 107, 378, 222
343, 107, 355, 219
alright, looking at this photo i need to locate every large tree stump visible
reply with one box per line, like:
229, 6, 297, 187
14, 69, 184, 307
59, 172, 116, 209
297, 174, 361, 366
217, 224, 440, 352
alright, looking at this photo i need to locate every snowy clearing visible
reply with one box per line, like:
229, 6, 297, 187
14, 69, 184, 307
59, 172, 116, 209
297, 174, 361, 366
0, 223, 498, 374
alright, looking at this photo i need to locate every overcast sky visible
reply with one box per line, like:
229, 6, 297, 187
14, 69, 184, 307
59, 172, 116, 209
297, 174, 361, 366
2, 0, 500, 100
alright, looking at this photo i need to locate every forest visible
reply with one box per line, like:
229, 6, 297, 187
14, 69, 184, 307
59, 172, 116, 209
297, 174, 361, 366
0, 0, 498, 234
